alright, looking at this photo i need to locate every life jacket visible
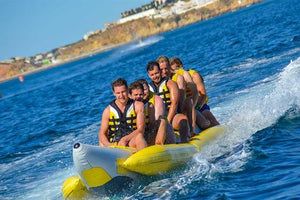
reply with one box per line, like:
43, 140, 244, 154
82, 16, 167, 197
177, 68, 185, 76
187, 69, 209, 103
188, 69, 196, 77
145, 92, 156, 127
108, 99, 137, 143
171, 73, 179, 83
142, 99, 150, 129
148, 77, 171, 111
148, 91, 155, 106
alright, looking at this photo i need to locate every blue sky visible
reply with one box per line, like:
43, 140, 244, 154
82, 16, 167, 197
0, 0, 151, 61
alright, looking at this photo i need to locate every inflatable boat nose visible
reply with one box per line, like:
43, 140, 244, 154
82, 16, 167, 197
74, 143, 80, 149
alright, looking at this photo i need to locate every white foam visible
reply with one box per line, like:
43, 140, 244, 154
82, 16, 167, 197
23, 168, 75, 200
202, 56, 300, 170
205, 47, 300, 86
8, 54, 299, 200
120, 36, 164, 53
125, 56, 300, 200
150, 56, 300, 193
18, 122, 100, 199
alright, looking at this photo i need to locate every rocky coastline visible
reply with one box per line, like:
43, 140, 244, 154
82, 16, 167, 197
0, 0, 263, 83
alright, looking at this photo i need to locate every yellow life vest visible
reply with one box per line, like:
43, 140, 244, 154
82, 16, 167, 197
108, 99, 137, 143
143, 92, 156, 134
171, 73, 179, 83
177, 68, 185, 76
188, 69, 195, 77
148, 77, 171, 111
142, 99, 150, 127
148, 91, 155, 106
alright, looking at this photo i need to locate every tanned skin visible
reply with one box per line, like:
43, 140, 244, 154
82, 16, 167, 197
99, 84, 147, 151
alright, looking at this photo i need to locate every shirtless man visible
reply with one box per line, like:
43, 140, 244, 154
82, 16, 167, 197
146, 61, 189, 143
98, 78, 147, 151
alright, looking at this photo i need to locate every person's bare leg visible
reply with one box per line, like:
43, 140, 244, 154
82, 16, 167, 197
191, 106, 197, 135
154, 95, 165, 120
182, 98, 194, 134
155, 119, 167, 145
172, 114, 189, 143
202, 110, 219, 126
165, 123, 176, 144
196, 110, 211, 130
129, 133, 147, 151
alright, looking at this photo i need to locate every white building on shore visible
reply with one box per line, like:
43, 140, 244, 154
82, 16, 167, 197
156, 0, 217, 18
118, 8, 157, 24
117, 0, 218, 24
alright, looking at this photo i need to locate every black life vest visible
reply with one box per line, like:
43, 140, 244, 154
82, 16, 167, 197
108, 99, 137, 143
148, 77, 171, 112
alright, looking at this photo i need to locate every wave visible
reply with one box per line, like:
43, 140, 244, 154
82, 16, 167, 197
198, 56, 300, 176
129, 57, 300, 199
204, 48, 300, 87
5, 122, 100, 199
204, 56, 299, 161
234, 47, 300, 70
6, 56, 299, 200
43, 57, 300, 199
120, 36, 164, 53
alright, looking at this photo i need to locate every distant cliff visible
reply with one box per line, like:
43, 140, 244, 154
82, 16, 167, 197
0, 0, 263, 82
57, 0, 263, 60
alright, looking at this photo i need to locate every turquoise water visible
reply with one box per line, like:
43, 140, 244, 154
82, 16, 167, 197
1, 0, 300, 199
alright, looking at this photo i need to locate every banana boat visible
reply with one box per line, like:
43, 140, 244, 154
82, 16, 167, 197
62, 125, 226, 199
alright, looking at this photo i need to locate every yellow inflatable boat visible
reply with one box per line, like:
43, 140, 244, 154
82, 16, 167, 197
62, 125, 226, 199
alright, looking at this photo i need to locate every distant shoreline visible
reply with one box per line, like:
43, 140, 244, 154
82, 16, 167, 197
0, 42, 126, 84
0, 0, 264, 84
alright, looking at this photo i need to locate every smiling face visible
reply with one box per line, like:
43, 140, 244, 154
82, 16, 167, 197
142, 83, 149, 100
148, 65, 162, 85
159, 62, 171, 78
113, 85, 128, 105
130, 88, 144, 101
170, 64, 179, 74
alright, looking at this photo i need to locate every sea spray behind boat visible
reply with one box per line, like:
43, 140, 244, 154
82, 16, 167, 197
62, 126, 227, 199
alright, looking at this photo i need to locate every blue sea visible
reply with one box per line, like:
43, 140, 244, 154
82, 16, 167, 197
1, 0, 299, 199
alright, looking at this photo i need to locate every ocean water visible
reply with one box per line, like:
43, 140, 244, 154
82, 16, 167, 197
1, 0, 300, 199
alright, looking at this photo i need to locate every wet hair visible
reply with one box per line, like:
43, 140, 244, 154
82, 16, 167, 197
129, 81, 144, 95
111, 78, 127, 91
169, 57, 183, 68
146, 61, 160, 72
156, 56, 170, 66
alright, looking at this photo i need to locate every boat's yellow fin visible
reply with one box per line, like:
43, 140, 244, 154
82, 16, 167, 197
82, 167, 112, 187
62, 176, 88, 199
